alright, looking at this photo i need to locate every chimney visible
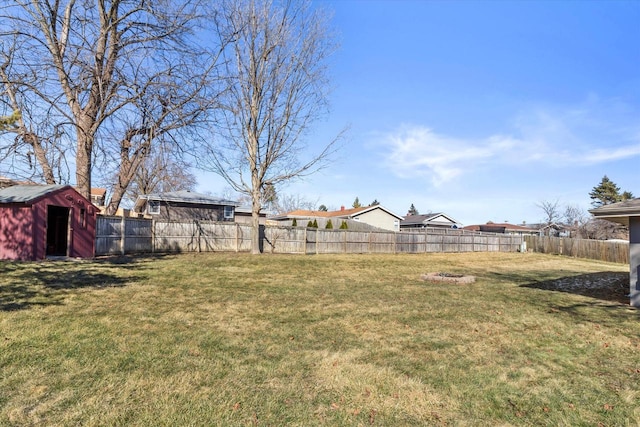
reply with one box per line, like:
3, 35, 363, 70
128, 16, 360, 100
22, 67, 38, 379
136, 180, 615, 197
341, 205, 345, 211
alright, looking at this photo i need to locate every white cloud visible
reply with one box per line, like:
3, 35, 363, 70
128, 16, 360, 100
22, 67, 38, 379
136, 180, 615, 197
381, 98, 640, 186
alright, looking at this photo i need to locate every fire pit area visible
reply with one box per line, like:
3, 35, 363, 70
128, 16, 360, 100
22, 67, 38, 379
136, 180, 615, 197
421, 272, 476, 284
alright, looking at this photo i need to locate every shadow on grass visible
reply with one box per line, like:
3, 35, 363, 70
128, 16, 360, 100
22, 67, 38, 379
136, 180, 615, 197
0, 258, 146, 312
520, 271, 630, 306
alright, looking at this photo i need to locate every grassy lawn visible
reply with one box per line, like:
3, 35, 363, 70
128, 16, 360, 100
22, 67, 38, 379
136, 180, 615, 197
1, 252, 638, 426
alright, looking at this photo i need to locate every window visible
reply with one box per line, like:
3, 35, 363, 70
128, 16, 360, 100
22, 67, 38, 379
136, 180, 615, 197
148, 200, 160, 215
224, 205, 234, 220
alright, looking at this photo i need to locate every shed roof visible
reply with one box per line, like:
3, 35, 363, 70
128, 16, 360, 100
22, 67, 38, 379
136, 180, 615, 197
0, 184, 68, 204
589, 198, 640, 226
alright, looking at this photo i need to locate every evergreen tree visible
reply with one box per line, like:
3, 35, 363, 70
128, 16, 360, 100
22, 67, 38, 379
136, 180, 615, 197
352, 197, 361, 208
339, 220, 348, 229
318, 204, 328, 211
307, 220, 314, 228
325, 219, 333, 229
0, 110, 20, 131
589, 176, 633, 207
291, 218, 297, 227
312, 219, 318, 228
407, 203, 419, 215
370, 199, 380, 206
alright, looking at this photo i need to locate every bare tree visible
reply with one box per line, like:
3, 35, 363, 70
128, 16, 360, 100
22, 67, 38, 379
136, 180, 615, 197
275, 193, 318, 214
125, 145, 197, 208
536, 199, 561, 225
1, 1, 222, 208
204, 0, 342, 253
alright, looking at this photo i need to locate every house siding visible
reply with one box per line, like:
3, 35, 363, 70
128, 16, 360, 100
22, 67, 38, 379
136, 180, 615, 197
153, 201, 232, 222
354, 209, 399, 232
0, 205, 34, 260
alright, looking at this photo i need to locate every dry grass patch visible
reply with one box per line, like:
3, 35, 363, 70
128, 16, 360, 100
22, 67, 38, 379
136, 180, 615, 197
1, 252, 639, 425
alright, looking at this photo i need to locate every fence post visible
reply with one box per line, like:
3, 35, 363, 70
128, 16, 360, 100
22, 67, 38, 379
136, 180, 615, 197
151, 219, 155, 253
235, 223, 239, 252
303, 227, 307, 255
343, 229, 347, 253
120, 215, 126, 255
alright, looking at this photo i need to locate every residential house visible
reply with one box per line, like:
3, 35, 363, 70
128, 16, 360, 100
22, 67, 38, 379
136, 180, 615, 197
90, 188, 107, 207
271, 205, 404, 232
0, 184, 97, 260
134, 190, 239, 222
463, 221, 539, 235
400, 212, 462, 230
235, 205, 270, 225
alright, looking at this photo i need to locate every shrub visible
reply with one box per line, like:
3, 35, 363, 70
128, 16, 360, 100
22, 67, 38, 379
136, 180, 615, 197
325, 219, 333, 229
292, 218, 297, 227
312, 219, 318, 228
339, 220, 348, 229
307, 220, 314, 228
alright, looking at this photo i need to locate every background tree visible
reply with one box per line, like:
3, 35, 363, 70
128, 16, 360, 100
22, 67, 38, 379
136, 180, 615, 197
125, 147, 197, 208
1, 1, 222, 209
589, 175, 633, 207
407, 203, 419, 216
204, 0, 341, 253
0, 110, 19, 131
318, 204, 328, 212
275, 193, 318, 214
352, 197, 362, 208
536, 199, 561, 225
370, 199, 380, 206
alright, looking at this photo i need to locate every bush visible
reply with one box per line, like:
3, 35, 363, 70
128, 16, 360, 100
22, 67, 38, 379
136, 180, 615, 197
292, 218, 297, 227
312, 219, 318, 228
307, 220, 314, 228
325, 219, 333, 229
339, 220, 348, 229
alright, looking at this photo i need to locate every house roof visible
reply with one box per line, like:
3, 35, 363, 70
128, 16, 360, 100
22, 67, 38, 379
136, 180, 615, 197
463, 222, 537, 233
134, 190, 239, 210
91, 188, 107, 197
279, 205, 404, 221
0, 184, 68, 204
401, 212, 461, 227
589, 198, 640, 226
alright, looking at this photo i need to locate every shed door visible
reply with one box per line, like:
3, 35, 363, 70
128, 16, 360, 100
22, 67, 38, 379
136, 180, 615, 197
46, 205, 70, 256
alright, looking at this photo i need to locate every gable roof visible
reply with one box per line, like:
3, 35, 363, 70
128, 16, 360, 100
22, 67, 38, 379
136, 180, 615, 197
135, 190, 239, 210
281, 205, 404, 221
91, 188, 107, 197
0, 184, 68, 204
401, 212, 461, 227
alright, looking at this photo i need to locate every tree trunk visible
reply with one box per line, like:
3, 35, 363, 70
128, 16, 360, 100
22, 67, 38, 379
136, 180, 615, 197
251, 185, 262, 254
75, 139, 92, 200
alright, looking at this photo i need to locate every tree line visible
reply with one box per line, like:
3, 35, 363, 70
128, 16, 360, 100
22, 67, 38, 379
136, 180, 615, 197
0, 0, 341, 254
537, 175, 634, 240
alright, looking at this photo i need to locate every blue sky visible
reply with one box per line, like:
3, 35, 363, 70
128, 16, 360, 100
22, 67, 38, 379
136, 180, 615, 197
199, 0, 640, 226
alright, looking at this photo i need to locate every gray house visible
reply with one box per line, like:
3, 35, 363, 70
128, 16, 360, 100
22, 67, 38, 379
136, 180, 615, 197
400, 212, 462, 230
134, 191, 239, 222
590, 198, 640, 308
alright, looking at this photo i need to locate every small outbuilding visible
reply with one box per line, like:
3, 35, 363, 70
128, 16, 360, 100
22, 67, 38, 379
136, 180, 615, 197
0, 185, 97, 260
590, 199, 640, 308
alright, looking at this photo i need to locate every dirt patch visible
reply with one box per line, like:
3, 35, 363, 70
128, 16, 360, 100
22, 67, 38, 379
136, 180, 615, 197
421, 272, 476, 284
521, 272, 629, 304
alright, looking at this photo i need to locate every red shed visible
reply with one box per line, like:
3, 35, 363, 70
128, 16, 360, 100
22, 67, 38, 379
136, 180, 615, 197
0, 185, 97, 260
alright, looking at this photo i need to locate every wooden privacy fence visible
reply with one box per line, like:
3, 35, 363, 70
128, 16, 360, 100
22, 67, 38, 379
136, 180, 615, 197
96, 217, 523, 255
524, 235, 629, 264
95, 216, 153, 255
